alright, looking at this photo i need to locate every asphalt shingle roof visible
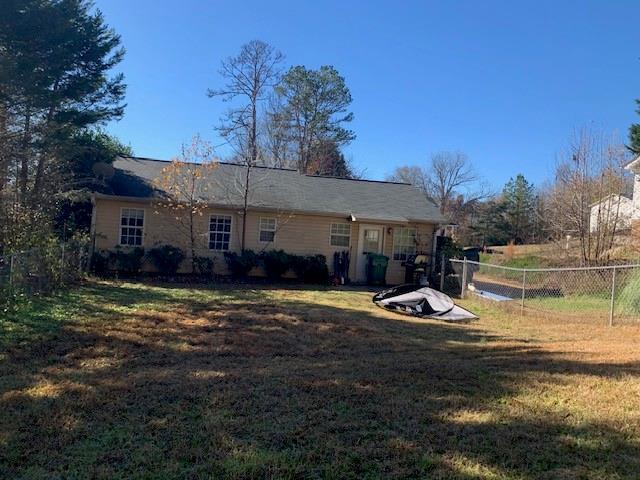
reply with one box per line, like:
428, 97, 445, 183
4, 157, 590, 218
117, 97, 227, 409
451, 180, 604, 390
107, 156, 447, 224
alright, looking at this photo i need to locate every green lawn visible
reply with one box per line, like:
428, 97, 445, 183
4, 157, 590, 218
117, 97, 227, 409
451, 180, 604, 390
2, 281, 640, 479
524, 295, 611, 315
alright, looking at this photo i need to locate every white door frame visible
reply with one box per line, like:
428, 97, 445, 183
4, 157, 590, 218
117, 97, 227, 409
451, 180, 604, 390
356, 224, 385, 282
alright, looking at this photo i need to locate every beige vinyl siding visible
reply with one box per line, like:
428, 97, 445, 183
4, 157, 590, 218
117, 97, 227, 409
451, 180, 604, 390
92, 199, 240, 274
92, 197, 436, 283
93, 199, 359, 278
241, 211, 359, 279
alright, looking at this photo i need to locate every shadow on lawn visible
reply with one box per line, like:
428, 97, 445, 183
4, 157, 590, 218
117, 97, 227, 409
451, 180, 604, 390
1, 281, 639, 479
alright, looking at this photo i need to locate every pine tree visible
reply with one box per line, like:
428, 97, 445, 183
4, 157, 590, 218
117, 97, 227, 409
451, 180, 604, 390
502, 174, 535, 243
629, 99, 640, 153
274, 65, 355, 173
0, 0, 126, 249
307, 140, 354, 178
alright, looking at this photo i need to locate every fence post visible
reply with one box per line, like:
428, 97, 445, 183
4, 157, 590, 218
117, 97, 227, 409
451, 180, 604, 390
609, 266, 617, 327
440, 254, 445, 291
461, 258, 468, 298
521, 269, 527, 316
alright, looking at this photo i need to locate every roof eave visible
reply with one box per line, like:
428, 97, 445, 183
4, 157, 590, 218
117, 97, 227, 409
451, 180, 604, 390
624, 154, 640, 172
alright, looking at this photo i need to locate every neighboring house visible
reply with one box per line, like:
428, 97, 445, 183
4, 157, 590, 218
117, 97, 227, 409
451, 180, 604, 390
90, 156, 447, 284
589, 194, 633, 233
625, 155, 640, 230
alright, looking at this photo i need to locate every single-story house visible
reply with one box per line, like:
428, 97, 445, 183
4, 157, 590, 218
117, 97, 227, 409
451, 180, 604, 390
625, 155, 640, 231
90, 156, 447, 284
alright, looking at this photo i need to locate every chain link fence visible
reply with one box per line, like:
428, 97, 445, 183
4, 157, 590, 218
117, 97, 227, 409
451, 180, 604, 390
0, 241, 89, 303
444, 258, 640, 325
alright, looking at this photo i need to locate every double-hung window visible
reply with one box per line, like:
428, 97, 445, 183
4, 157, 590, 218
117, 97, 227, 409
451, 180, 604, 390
120, 208, 144, 246
330, 223, 351, 247
259, 217, 276, 242
209, 215, 232, 251
393, 227, 417, 261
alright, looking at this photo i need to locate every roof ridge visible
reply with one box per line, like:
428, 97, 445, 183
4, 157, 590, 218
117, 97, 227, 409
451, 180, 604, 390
117, 155, 414, 185
116, 155, 298, 172
304, 173, 410, 186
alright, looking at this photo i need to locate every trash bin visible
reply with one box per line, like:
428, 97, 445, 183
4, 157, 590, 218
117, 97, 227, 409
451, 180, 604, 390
367, 253, 389, 285
462, 247, 481, 263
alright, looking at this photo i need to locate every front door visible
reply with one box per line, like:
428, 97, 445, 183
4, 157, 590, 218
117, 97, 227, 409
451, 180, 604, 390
356, 225, 384, 282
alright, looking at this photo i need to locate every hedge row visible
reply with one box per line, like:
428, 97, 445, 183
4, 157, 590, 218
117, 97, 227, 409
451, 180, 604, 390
91, 246, 329, 284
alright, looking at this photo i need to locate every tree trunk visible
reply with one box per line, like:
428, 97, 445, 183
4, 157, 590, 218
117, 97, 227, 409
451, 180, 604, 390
19, 108, 31, 200
190, 208, 196, 274
241, 88, 258, 252
33, 99, 59, 201
241, 163, 250, 252
0, 106, 8, 195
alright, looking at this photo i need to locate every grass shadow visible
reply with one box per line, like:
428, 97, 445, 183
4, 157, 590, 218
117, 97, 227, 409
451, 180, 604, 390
1, 280, 639, 478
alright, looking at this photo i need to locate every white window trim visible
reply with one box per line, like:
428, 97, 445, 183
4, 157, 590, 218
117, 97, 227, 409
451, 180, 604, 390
330, 222, 351, 247
392, 227, 417, 261
208, 213, 233, 251
258, 216, 277, 243
118, 207, 145, 247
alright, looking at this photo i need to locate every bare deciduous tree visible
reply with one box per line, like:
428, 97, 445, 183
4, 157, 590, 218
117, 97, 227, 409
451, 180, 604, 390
427, 152, 479, 215
386, 166, 429, 191
387, 152, 484, 215
207, 40, 284, 250
261, 93, 294, 168
546, 128, 630, 265
153, 135, 217, 272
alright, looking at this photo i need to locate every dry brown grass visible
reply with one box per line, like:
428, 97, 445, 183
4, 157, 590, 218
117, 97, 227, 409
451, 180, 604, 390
488, 237, 640, 267
1, 281, 640, 479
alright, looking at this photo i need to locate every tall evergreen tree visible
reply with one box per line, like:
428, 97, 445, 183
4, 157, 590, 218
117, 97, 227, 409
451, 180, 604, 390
502, 174, 535, 243
0, 0, 126, 249
629, 98, 640, 153
307, 139, 354, 178
0, 0, 125, 199
273, 65, 355, 173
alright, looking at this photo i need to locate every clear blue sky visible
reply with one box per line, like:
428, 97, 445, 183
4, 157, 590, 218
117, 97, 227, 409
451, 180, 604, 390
96, 0, 639, 189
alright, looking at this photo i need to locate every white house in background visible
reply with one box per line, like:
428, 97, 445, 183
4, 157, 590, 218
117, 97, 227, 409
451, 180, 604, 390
589, 155, 640, 233
589, 194, 633, 232
624, 155, 640, 228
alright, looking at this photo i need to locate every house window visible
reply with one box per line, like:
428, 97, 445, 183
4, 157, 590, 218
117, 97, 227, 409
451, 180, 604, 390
330, 223, 351, 247
259, 217, 276, 242
209, 215, 232, 251
393, 227, 417, 261
363, 229, 380, 254
120, 208, 144, 246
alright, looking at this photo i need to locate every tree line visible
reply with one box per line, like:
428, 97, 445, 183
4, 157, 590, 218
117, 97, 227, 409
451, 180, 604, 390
387, 129, 632, 266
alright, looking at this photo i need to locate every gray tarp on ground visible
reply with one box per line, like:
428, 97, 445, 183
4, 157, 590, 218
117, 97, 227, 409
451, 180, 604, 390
373, 284, 478, 321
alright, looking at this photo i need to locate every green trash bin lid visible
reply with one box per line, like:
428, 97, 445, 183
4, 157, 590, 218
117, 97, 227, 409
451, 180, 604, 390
368, 253, 389, 266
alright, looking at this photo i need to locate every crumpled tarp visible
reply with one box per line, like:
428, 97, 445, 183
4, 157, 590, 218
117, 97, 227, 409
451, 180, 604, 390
372, 284, 478, 321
